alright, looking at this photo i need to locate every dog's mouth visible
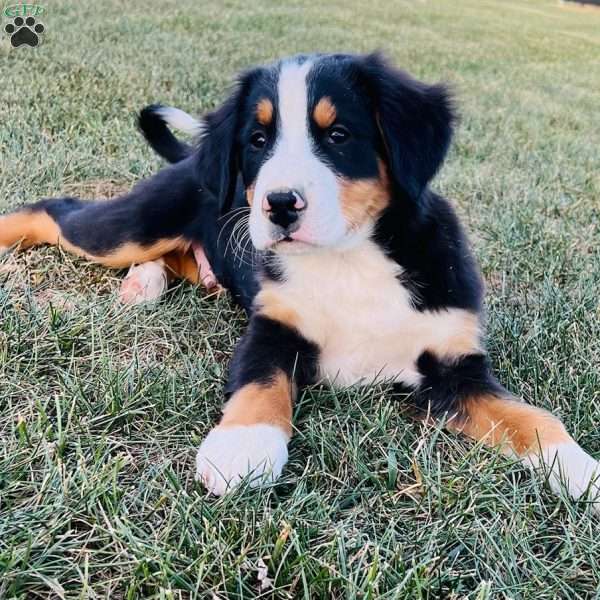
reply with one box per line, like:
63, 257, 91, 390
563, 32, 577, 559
268, 233, 319, 253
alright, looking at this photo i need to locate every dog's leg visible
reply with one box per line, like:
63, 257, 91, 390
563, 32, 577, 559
0, 199, 188, 266
196, 316, 318, 495
0, 157, 202, 269
411, 352, 600, 510
438, 392, 600, 512
450, 393, 600, 510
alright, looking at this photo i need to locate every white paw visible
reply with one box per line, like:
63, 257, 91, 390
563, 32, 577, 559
196, 424, 289, 496
528, 442, 600, 511
119, 261, 167, 305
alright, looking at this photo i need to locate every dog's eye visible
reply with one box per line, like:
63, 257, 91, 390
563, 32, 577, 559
327, 125, 350, 145
250, 131, 267, 149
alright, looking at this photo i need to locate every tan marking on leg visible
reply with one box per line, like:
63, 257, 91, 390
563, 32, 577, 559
162, 249, 200, 284
451, 393, 600, 509
0, 209, 188, 268
95, 237, 188, 268
254, 287, 300, 331
452, 394, 571, 456
313, 96, 337, 128
0, 210, 60, 249
339, 161, 390, 231
220, 370, 295, 436
256, 98, 273, 126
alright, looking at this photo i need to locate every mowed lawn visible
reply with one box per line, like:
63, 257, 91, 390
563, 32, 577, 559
1, 0, 599, 597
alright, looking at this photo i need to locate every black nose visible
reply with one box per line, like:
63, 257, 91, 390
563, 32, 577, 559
265, 190, 306, 230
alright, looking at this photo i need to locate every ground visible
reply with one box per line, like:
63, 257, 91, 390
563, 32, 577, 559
1, 0, 599, 598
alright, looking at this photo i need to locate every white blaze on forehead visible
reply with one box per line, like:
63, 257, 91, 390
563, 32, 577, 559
276, 59, 313, 150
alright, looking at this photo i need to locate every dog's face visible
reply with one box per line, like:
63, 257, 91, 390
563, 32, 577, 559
199, 53, 455, 254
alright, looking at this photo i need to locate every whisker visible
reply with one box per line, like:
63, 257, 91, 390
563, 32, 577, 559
238, 235, 258, 268
217, 208, 251, 247
217, 206, 251, 221
235, 230, 255, 267
230, 217, 258, 268
227, 215, 250, 260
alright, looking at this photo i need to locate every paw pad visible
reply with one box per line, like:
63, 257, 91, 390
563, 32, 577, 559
4, 16, 45, 48
118, 262, 168, 305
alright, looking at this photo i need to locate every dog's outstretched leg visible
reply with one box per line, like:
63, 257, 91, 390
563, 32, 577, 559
0, 157, 203, 271
451, 393, 600, 510
196, 314, 319, 495
0, 198, 187, 265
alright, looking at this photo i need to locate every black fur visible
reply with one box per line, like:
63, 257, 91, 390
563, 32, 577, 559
28, 158, 259, 311
373, 191, 483, 312
41, 156, 202, 254
357, 52, 456, 203
411, 351, 505, 417
306, 55, 381, 182
225, 316, 319, 397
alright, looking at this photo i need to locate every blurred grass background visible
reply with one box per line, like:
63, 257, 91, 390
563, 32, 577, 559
1, 0, 599, 597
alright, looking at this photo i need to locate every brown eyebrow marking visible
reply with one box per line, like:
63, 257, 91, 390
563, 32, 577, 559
256, 98, 273, 126
313, 97, 337, 128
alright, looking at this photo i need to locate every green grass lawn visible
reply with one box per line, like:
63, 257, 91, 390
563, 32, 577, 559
1, 0, 599, 597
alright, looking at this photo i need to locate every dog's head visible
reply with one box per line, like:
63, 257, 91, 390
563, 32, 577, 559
197, 53, 455, 254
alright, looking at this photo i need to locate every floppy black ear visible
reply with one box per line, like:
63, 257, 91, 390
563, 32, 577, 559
359, 53, 456, 201
195, 72, 257, 213
195, 92, 240, 214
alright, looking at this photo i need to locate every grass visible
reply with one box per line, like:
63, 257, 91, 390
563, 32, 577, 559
1, 0, 599, 597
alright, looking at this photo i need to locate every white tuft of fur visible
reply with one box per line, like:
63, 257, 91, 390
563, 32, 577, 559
156, 106, 204, 137
118, 260, 168, 305
527, 442, 600, 511
196, 424, 289, 496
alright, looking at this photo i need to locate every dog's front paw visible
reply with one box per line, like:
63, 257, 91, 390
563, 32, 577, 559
196, 424, 289, 496
531, 443, 600, 513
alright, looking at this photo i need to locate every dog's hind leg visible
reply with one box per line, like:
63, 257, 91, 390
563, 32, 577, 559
0, 202, 68, 251
0, 157, 203, 269
0, 197, 189, 267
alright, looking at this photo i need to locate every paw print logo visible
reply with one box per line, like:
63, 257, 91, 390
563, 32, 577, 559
4, 16, 45, 47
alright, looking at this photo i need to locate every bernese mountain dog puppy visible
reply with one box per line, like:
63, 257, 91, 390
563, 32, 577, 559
1, 52, 598, 509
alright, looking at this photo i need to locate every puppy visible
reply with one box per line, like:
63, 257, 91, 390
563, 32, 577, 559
1, 52, 598, 509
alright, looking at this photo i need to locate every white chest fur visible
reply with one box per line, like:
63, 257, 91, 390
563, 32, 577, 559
258, 241, 481, 388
